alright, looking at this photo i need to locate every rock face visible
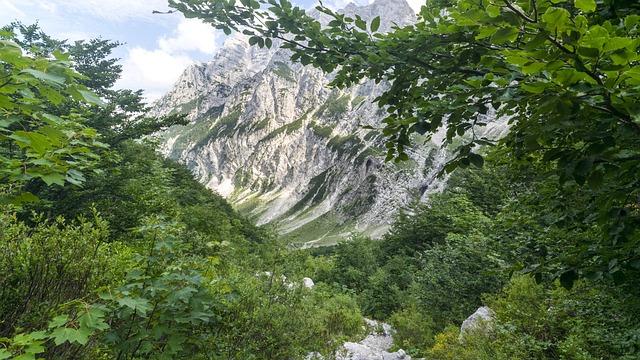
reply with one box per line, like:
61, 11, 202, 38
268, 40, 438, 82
151, 0, 506, 245
308, 319, 414, 360
339, 319, 410, 360
460, 306, 495, 338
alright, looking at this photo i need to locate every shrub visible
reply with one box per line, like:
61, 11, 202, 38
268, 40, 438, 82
389, 304, 436, 357
0, 211, 124, 336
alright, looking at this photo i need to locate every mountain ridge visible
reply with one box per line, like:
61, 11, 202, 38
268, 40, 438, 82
150, 0, 471, 245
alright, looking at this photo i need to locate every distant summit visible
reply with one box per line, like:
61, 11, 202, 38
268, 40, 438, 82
150, 0, 455, 245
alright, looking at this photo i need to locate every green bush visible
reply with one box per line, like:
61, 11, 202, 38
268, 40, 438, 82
430, 275, 640, 360
409, 232, 503, 332
330, 236, 381, 292
0, 211, 126, 336
487, 276, 640, 360
96, 219, 229, 359
428, 324, 498, 360
388, 304, 436, 357
209, 273, 363, 359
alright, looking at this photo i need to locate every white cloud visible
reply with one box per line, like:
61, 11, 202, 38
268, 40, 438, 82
34, 0, 169, 22
37, 2, 58, 13
158, 18, 218, 55
117, 47, 193, 101
116, 18, 219, 103
0, 0, 27, 20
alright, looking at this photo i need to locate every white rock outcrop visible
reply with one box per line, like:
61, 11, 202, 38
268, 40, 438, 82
460, 306, 495, 338
308, 319, 416, 360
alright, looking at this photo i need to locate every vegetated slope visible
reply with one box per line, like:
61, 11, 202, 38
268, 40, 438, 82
150, 0, 465, 246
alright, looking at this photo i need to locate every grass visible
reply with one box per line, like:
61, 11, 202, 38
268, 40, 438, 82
279, 211, 356, 246
313, 91, 350, 121
308, 120, 333, 138
188, 109, 243, 150
287, 169, 333, 214
327, 134, 366, 158
352, 95, 368, 107
165, 116, 217, 158
355, 147, 384, 165
271, 61, 295, 82
261, 117, 304, 143
253, 117, 270, 132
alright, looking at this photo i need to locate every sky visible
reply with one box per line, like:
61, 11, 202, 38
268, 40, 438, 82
1, 0, 423, 103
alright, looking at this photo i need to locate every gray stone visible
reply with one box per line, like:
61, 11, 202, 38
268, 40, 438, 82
303, 277, 315, 289
460, 306, 495, 338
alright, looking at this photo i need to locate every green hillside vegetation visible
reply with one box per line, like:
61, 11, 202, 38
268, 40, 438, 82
0, 25, 364, 359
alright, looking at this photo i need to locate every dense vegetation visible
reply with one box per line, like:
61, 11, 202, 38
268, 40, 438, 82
0, 24, 363, 359
2, 0, 640, 357
310, 160, 640, 358
165, 0, 640, 356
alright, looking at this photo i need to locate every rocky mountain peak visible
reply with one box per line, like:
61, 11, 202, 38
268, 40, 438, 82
339, 0, 415, 28
151, 0, 459, 245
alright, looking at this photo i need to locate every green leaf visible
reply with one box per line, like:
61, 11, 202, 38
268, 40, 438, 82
475, 26, 498, 40
587, 171, 604, 189
48, 315, 69, 329
77, 89, 105, 106
575, 0, 596, 13
9, 131, 50, 153
40, 173, 66, 186
485, 4, 501, 17
38, 126, 65, 146
604, 37, 634, 53
624, 15, 640, 30
25, 132, 51, 154
491, 27, 519, 44
370, 16, 380, 32
21, 69, 66, 86
559, 270, 578, 290
522, 61, 545, 74
79, 307, 110, 331
50, 327, 90, 346
577, 46, 599, 59
117, 296, 152, 315
542, 7, 570, 32
574, 157, 593, 176
524, 31, 549, 51
521, 82, 549, 94
468, 153, 484, 168
38, 85, 66, 105
610, 49, 637, 65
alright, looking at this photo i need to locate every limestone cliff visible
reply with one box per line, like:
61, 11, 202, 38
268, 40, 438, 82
151, 0, 488, 245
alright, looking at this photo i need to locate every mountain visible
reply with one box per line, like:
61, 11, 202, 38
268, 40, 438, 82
150, 0, 504, 246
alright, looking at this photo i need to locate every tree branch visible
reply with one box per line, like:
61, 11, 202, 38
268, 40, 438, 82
503, 0, 536, 23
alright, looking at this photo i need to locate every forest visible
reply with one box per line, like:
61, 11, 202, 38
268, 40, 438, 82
1, 0, 640, 358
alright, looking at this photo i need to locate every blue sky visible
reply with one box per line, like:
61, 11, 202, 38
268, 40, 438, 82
1, 0, 421, 103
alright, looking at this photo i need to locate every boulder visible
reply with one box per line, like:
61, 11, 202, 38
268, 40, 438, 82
303, 277, 315, 288
459, 306, 495, 338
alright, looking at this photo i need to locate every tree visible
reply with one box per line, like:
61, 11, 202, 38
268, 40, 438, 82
0, 31, 105, 205
167, 0, 640, 283
2, 22, 188, 147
